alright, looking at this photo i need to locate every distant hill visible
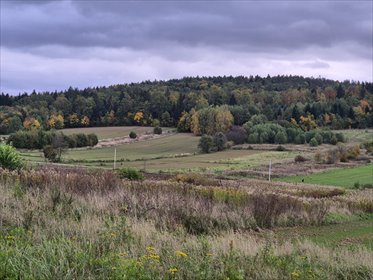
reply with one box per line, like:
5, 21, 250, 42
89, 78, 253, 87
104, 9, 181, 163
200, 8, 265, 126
0, 75, 372, 134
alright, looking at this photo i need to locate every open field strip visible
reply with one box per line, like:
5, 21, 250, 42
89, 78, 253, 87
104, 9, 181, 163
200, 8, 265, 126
276, 163, 373, 188
333, 129, 373, 143
61, 126, 173, 140
19, 133, 298, 171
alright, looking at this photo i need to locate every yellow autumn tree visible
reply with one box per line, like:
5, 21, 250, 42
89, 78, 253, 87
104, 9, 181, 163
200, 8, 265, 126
191, 106, 233, 136
190, 110, 201, 135
47, 114, 64, 129
134, 112, 144, 124
215, 110, 234, 133
68, 113, 80, 127
299, 115, 317, 131
81, 116, 90, 126
23, 117, 41, 130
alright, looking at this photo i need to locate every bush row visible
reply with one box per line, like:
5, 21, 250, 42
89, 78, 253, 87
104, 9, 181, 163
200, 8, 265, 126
226, 121, 345, 146
7, 130, 98, 149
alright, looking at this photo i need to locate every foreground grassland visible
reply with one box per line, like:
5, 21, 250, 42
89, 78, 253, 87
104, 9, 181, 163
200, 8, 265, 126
1, 167, 373, 279
277, 164, 373, 188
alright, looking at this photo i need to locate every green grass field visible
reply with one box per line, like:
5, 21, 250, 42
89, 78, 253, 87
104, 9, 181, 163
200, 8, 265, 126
61, 126, 173, 140
273, 215, 373, 250
335, 129, 373, 143
20, 132, 297, 172
277, 163, 373, 188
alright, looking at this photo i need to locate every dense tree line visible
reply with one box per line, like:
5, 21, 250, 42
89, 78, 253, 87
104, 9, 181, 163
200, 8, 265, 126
7, 130, 98, 149
0, 75, 372, 135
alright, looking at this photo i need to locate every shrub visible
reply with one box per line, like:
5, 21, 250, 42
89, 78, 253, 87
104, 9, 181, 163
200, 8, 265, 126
43, 145, 59, 162
213, 132, 228, 151
118, 167, 143, 180
336, 133, 345, 143
251, 192, 303, 228
314, 133, 323, 145
87, 134, 98, 146
363, 140, 373, 154
276, 145, 286, 151
347, 145, 360, 159
274, 131, 287, 144
7, 130, 97, 149
0, 144, 24, 170
75, 133, 89, 147
305, 131, 316, 143
330, 135, 338, 145
198, 135, 214, 153
294, 155, 307, 162
225, 126, 247, 144
294, 133, 306, 144
326, 149, 338, 164
153, 126, 162, 135
129, 131, 137, 139
309, 137, 319, 147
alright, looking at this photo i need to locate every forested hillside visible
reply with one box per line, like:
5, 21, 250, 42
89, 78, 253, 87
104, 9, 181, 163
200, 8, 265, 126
1, 75, 372, 134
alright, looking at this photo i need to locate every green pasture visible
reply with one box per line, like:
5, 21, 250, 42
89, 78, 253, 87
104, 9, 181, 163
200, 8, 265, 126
64, 133, 199, 161
20, 132, 297, 172
61, 126, 172, 140
277, 163, 373, 188
336, 129, 373, 143
274, 215, 373, 250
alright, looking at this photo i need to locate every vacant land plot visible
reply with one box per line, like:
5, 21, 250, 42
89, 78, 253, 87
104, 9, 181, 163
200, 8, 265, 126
277, 163, 373, 188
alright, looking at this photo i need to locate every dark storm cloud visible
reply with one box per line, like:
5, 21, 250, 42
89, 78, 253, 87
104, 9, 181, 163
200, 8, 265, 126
1, 1, 371, 54
0, 1, 372, 93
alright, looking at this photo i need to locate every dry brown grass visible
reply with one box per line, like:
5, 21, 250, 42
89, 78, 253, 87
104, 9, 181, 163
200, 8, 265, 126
1, 166, 373, 279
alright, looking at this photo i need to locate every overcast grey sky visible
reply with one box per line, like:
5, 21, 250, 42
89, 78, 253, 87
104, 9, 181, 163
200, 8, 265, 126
1, 0, 372, 94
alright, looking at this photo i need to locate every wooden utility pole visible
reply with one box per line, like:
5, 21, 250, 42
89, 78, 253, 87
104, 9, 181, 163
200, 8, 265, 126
113, 148, 117, 169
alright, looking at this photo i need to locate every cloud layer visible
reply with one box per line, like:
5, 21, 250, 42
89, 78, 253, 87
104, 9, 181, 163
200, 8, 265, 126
1, 0, 372, 94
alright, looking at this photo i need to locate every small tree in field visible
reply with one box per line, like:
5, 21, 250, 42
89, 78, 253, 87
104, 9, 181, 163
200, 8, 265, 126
153, 126, 162, 135
198, 135, 214, 153
0, 144, 24, 170
43, 145, 58, 162
129, 131, 137, 139
309, 137, 319, 147
213, 132, 227, 151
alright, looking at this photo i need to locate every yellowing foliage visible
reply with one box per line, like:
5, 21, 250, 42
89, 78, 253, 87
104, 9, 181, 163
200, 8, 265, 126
68, 113, 80, 127
81, 116, 90, 126
47, 114, 64, 129
299, 115, 317, 131
23, 117, 41, 130
134, 112, 144, 123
